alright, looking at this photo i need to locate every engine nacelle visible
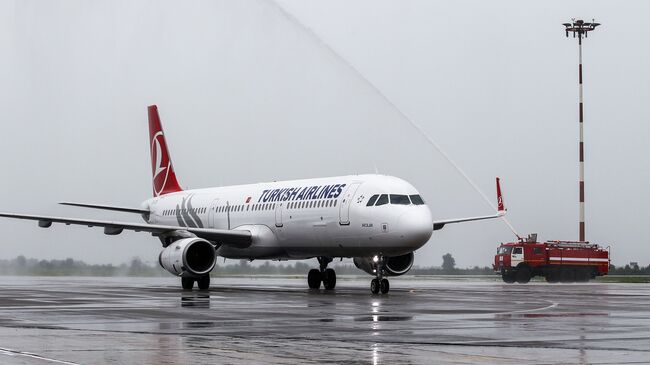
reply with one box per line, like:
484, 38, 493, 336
159, 238, 216, 277
353, 252, 414, 277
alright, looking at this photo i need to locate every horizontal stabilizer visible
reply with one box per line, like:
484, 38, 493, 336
60, 202, 149, 215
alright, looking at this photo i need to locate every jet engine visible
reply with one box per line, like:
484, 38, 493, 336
353, 252, 414, 276
159, 238, 216, 277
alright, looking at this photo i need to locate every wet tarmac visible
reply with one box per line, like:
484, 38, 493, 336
0, 276, 648, 364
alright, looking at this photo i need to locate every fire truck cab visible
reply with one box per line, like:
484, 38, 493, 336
494, 234, 609, 284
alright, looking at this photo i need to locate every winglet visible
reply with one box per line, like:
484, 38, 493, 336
496, 177, 505, 214
148, 105, 182, 197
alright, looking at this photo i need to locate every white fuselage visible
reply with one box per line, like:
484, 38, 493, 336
143, 174, 433, 260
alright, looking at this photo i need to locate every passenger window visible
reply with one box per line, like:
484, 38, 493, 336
533, 247, 542, 255
375, 194, 388, 206
513, 247, 523, 255
367, 195, 379, 206
390, 194, 411, 205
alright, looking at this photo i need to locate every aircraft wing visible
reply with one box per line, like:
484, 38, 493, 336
59, 202, 150, 215
0, 212, 251, 247
432, 177, 507, 231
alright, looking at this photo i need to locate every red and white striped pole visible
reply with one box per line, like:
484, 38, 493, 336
578, 34, 585, 242
564, 19, 600, 242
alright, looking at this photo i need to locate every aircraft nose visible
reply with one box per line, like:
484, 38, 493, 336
398, 209, 433, 247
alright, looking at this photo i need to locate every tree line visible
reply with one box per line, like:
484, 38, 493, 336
0, 254, 645, 277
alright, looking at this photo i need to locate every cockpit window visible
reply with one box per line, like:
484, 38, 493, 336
409, 194, 425, 205
375, 194, 389, 206
366, 194, 379, 206
390, 194, 410, 205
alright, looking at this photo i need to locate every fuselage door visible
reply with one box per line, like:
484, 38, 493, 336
208, 199, 220, 228
275, 202, 283, 227
208, 198, 230, 230
339, 182, 362, 225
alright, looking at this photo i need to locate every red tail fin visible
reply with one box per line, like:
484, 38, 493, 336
148, 105, 182, 197
496, 177, 505, 212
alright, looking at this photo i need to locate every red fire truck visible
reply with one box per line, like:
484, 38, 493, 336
493, 234, 610, 283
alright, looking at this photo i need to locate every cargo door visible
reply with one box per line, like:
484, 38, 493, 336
511, 246, 524, 267
339, 182, 362, 225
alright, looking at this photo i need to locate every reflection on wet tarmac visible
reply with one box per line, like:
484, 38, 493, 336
0, 276, 647, 364
181, 292, 210, 308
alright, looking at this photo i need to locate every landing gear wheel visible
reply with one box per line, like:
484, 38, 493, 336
197, 275, 210, 290
515, 267, 531, 284
370, 278, 380, 294
322, 268, 336, 290
181, 277, 194, 290
380, 278, 390, 294
308, 269, 322, 289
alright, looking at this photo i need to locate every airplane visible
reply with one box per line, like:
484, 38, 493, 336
0, 105, 506, 294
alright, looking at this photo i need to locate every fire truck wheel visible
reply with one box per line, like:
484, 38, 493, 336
560, 269, 575, 283
575, 269, 591, 282
515, 267, 531, 284
502, 272, 516, 284
545, 272, 560, 283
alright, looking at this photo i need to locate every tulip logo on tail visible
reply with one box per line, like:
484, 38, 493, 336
148, 105, 182, 197
151, 131, 170, 197
496, 177, 505, 212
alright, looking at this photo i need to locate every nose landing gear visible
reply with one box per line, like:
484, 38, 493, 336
370, 256, 390, 294
307, 257, 337, 290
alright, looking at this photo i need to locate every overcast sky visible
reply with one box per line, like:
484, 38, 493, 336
0, 0, 648, 268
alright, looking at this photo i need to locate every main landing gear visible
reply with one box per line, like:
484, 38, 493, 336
181, 275, 210, 290
370, 256, 390, 295
307, 257, 336, 290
